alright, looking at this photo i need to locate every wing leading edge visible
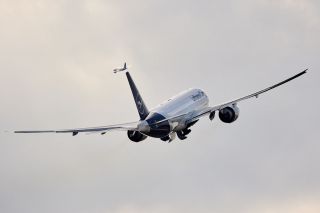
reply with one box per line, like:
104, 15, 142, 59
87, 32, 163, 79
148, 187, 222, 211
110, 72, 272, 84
15, 121, 139, 136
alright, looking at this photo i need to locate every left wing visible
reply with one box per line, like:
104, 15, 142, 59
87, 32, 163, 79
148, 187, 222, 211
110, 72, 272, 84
15, 121, 139, 136
188, 69, 307, 123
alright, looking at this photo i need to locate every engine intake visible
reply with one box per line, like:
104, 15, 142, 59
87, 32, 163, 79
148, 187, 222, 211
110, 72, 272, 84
219, 105, 239, 123
127, 130, 147, 142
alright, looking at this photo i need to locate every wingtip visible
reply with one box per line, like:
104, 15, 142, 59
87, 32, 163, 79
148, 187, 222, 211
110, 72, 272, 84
297, 69, 308, 76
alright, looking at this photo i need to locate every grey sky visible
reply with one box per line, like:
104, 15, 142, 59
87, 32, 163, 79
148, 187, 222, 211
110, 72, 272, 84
0, 0, 319, 212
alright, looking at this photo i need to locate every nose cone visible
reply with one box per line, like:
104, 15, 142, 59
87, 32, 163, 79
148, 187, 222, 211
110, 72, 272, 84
137, 120, 150, 133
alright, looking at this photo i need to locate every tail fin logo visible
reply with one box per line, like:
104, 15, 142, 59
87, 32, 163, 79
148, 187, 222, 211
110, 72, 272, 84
135, 95, 145, 115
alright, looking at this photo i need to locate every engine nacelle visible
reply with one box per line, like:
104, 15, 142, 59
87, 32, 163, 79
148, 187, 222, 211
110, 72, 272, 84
219, 105, 240, 123
127, 130, 147, 142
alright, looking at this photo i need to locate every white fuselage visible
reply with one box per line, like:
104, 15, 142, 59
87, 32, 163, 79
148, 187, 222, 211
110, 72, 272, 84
150, 88, 209, 131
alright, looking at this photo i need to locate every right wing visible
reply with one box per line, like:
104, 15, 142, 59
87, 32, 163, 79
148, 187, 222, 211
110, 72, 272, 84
187, 69, 307, 123
15, 121, 139, 136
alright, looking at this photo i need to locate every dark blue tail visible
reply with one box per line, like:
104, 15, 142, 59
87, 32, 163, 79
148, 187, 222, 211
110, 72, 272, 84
126, 72, 149, 120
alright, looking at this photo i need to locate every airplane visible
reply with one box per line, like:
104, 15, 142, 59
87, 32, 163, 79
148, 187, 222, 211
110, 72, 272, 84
15, 65, 307, 143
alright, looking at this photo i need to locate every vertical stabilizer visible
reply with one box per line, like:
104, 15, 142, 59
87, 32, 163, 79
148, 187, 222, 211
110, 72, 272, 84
126, 72, 149, 120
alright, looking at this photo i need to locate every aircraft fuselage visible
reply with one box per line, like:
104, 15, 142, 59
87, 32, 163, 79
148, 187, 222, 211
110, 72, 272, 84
143, 88, 209, 138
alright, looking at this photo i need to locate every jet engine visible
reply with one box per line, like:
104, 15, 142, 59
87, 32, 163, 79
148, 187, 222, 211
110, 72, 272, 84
127, 130, 147, 142
219, 105, 239, 123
